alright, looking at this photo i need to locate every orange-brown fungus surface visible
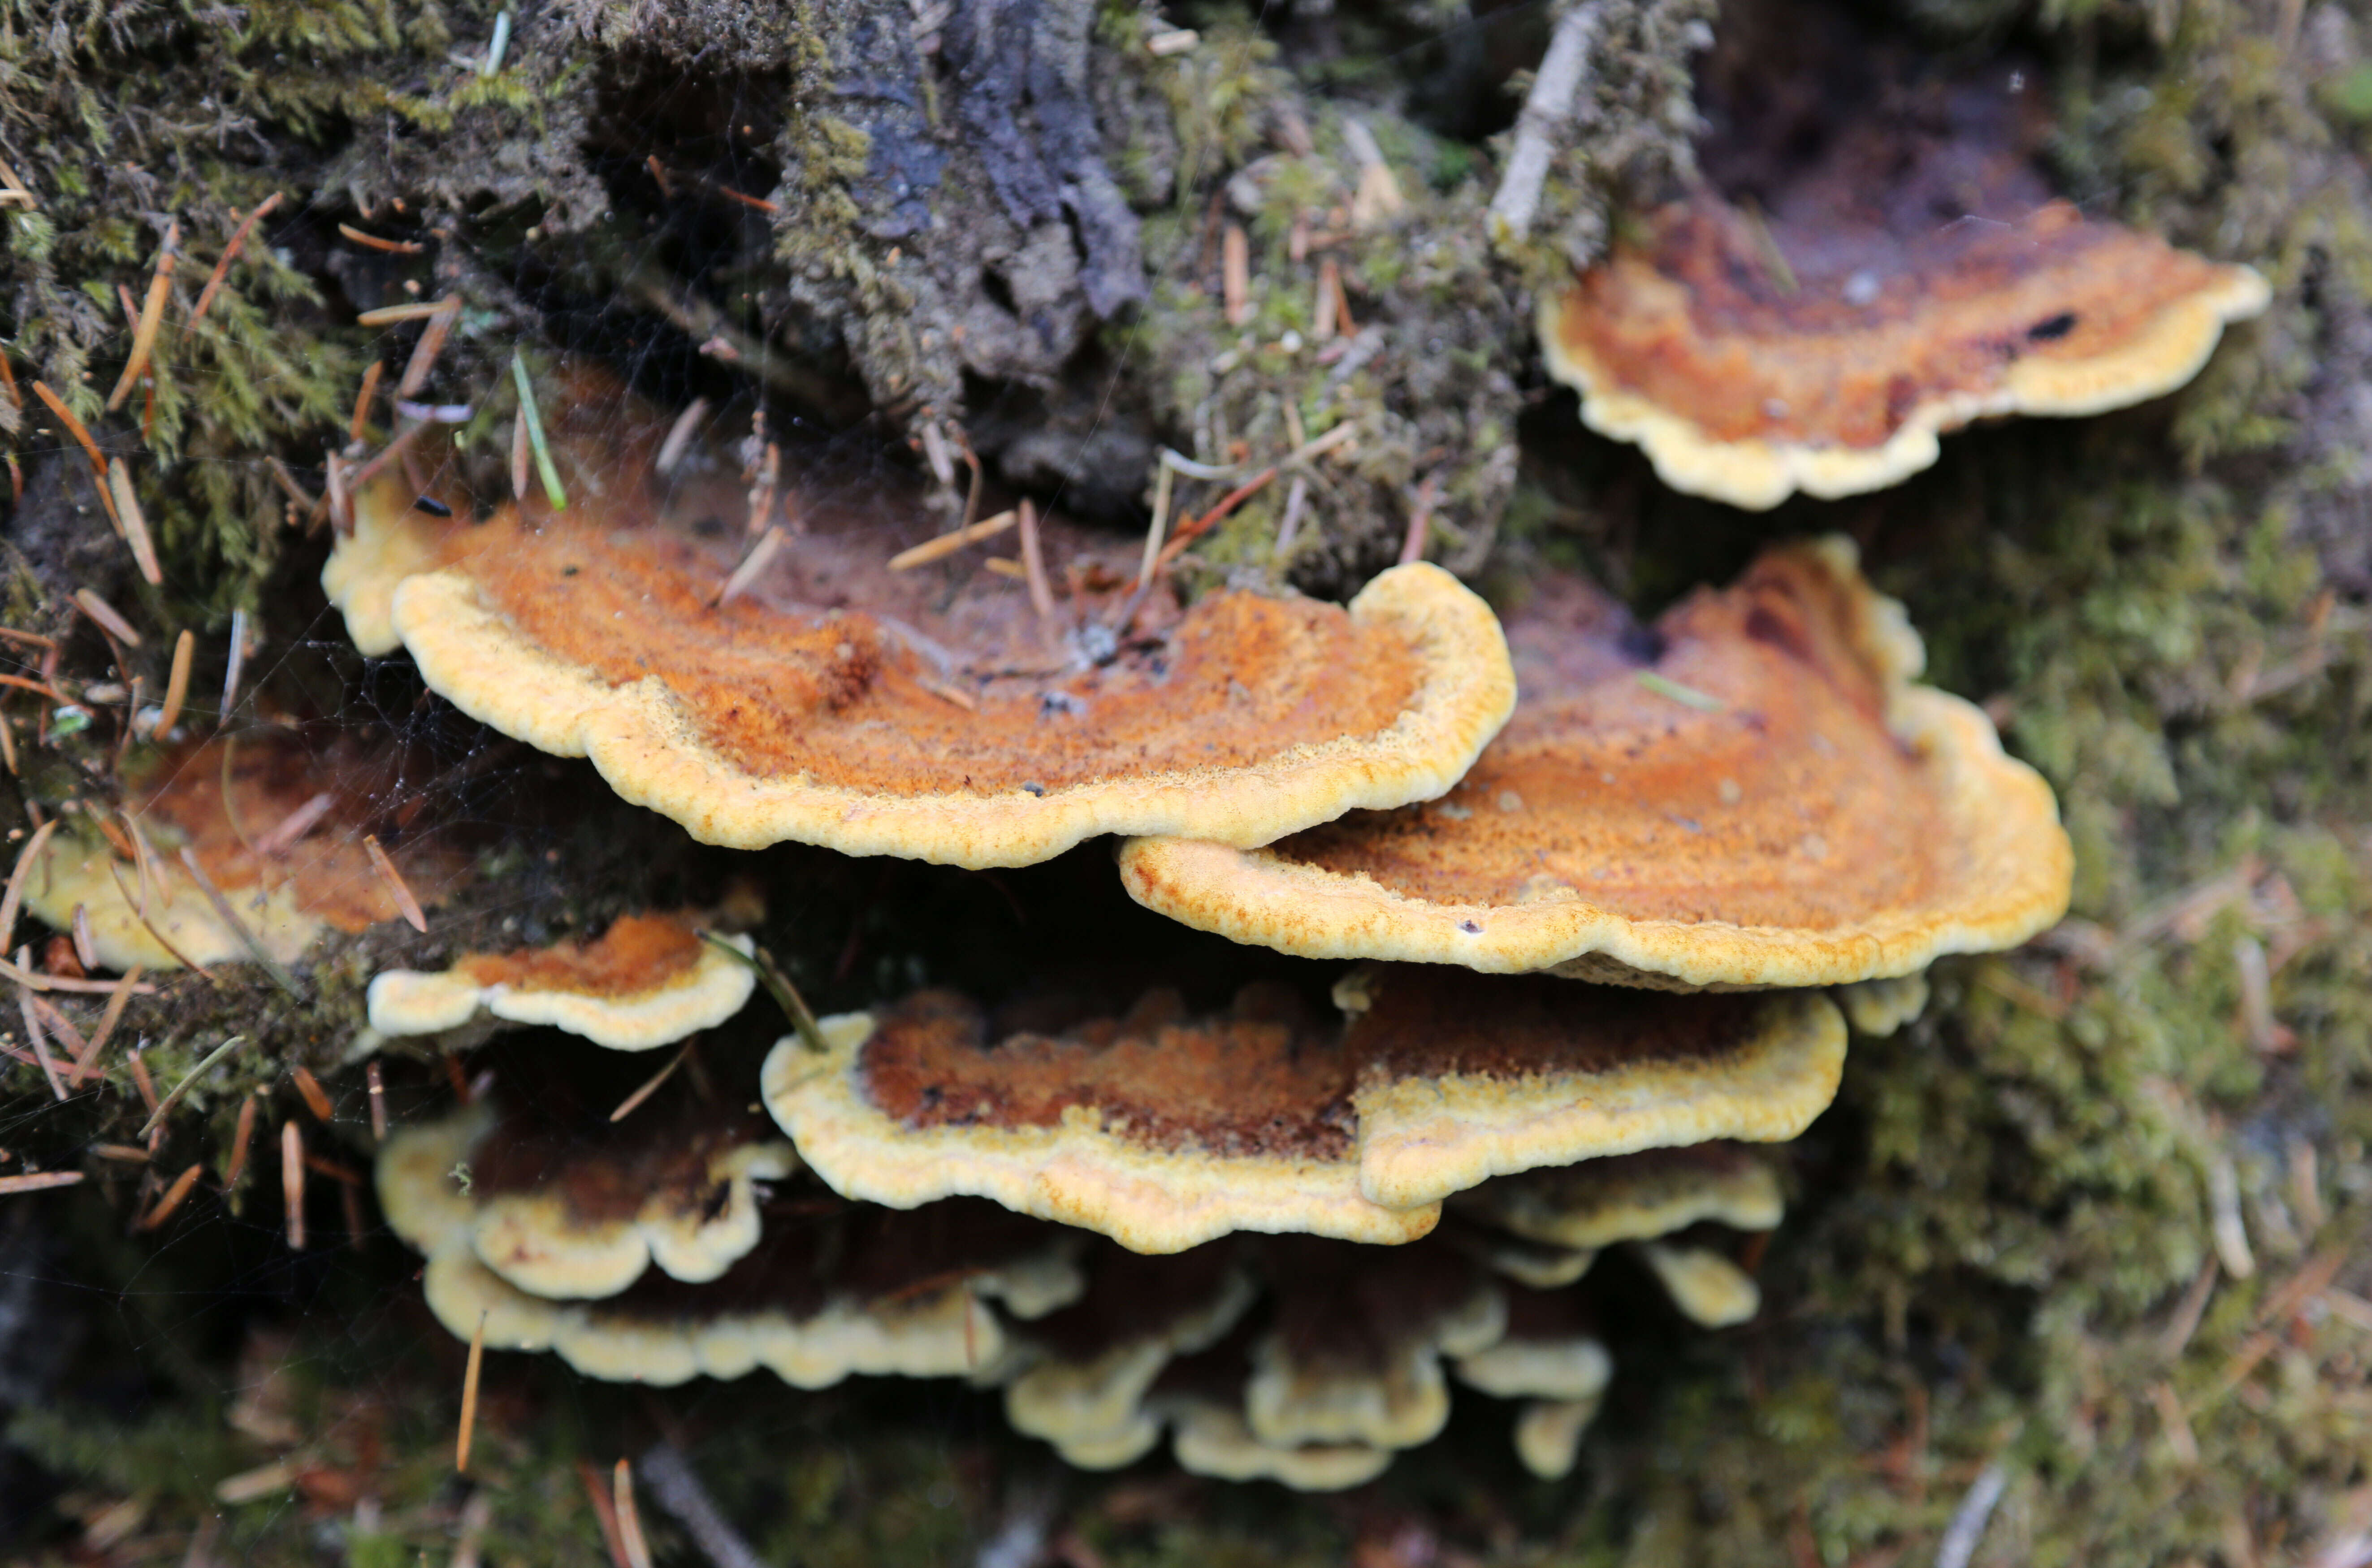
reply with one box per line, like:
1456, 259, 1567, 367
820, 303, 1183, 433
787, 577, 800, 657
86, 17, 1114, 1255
1537, 37, 2267, 508
858, 984, 1357, 1163
1554, 199, 2253, 448
327, 366, 1514, 866
135, 733, 463, 933
454, 911, 704, 999
1121, 540, 2072, 989
1343, 970, 1786, 1094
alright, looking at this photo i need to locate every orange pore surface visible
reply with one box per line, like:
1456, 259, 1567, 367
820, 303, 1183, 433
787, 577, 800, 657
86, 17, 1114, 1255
1266, 550, 1941, 932
857, 984, 1359, 1161
412, 381, 1424, 798
1554, 199, 2244, 450
132, 733, 464, 931
452, 910, 705, 999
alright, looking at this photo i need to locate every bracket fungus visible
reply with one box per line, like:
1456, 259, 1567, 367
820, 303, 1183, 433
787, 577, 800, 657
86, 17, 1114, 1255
1540, 198, 2269, 509
382, 1101, 799, 1300
324, 371, 1515, 868
1452, 1142, 1783, 1254
1003, 1244, 1259, 1469
762, 967, 1841, 1246
366, 910, 756, 1051
761, 987, 1435, 1253
1451, 1286, 1612, 1480
25, 734, 463, 971
1121, 539, 2072, 992
378, 1113, 1082, 1388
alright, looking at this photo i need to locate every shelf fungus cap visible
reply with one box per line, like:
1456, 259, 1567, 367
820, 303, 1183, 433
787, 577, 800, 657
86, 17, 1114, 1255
1540, 199, 2270, 509
1123, 540, 2073, 991
367, 912, 756, 1052
1003, 1246, 1258, 1470
1168, 1399, 1394, 1491
1836, 970, 1931, 1037
1343, 967, 1844, 1210
1453, 1142, 1783, 1253
1450, 1285, 1611, 1404
762, 988, 1439, 1254
382, 1109, 1079, 1387
1513, 1397, 1604, 1481
1243, 1239, 1506, 1451
1635, 1239, 1762, 1328
28, 736, 463, 971
325, 373, 1514, 869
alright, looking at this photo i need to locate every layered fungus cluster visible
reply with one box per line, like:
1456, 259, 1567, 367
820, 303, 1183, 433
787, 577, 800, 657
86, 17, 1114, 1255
176, 357, 2084, 1492
8, 0, 2355, 1552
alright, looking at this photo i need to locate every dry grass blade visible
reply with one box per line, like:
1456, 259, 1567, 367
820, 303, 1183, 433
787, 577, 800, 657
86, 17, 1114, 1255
511, 356, 567, 510
579, 1461, 632, 1568
106, 221, 179, 412
1153, 465, 1277, 576
70, 904, 95, 971
254, 791, 334, 857
220, 608, 247, 726
106, 462, 164, 585
281, 1118, 306, 1250
698, 930, 828, 1053
456, 1310, 487, 1472
29, 379, 120, 535
125, 1044, 160, 1117
290, 1064, 334, 1122
398, 296, 460, 399
362, 834, 427, 932
609, 1042, 693, 1122
77, 964, 142, 1072
614, 1461, 654, 1568
1398, 470, 1438, 566
355, 301, 450, 327
224, 1094, 257, 1191
73, 587, 143, 648
136, 1162, 204, 1231
1, 819, 57, 955
887, 508, 1017, 571
175, 845, 299, 996
264, 456, 316, 512
366, 1059, 386, 1141
136, 1034, 247, 1139
1137, 462, 1175, 592
338, 223, 424, 255
15, 984, 66, 1100
1222, 223, 1251, 326
186, 193, 281, 332
0, 1171, 82, 1196
90, 1143, 148, 1164
716, 526, 785, 607
349, 360, 384, 445
324, 451, 350, 534
1017, 498, 1058, 631
656, 397, 708, 475
157, 629, 193, 736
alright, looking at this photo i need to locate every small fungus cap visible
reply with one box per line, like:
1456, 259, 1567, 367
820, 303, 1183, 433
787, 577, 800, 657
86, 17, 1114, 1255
1541, 198, 2269, 509
1340, 966, 1844, 1209
30, 735, 463, 971
1453, 1142, 1783, 1252
325, 370, 1515, 868
367, 911, 755, 1052
763, 990, 1438, 1253
1121, 539, 2073, 991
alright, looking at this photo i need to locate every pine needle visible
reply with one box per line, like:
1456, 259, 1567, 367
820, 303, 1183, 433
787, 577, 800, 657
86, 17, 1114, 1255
363, 834, 427, 932
456, 1310, 486, 1473
156, 629, 193, 736
281, 1118, 305, 1251
186, 193, 281, 332
106, 222, 179, 412
135, 1162, 204, 1231
137, 1034, 248, 1139
511, 355, 567, 510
